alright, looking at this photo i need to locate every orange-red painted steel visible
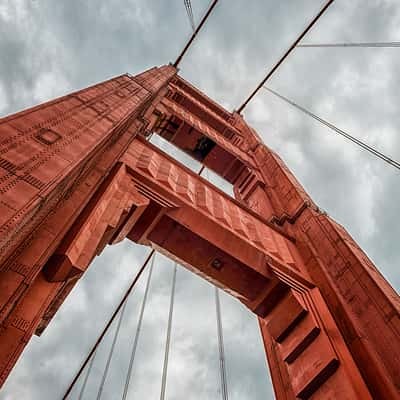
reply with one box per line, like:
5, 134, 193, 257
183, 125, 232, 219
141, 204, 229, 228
0, 65, 398, 399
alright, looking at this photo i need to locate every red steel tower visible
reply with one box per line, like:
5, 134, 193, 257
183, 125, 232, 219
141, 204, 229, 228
0, 65, 398, 399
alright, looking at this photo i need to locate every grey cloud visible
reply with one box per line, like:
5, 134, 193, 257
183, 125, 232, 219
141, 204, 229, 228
1, 0, 399, 399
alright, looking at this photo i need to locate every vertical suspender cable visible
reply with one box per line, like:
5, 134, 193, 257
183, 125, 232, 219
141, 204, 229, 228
62, 250, 155, 400
174, 0, 220, 67
122, 254, 155, 399
66, 167, 204, 399
205, 168, 229, 399
159, 165, 203, 399
96, 299, 128, 400
215, 287, 229, 400
160, 263, 178, 400
78, 349, 97, 400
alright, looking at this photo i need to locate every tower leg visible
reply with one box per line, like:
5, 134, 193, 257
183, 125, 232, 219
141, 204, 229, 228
0, 272, 61, 386
257, 283, 372, 399
0, 65, 176, 387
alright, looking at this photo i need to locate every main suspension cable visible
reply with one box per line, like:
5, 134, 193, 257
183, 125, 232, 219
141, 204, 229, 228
160, 263, 177, 400
298, 41, 400, 48
174, 0, 220, 67
122, 254, 155, 400
237, 0, 335, 113
96, 300, 128, 400
263, 86, 400, 171
215, 287, 229, 400
61, 250, 155, 400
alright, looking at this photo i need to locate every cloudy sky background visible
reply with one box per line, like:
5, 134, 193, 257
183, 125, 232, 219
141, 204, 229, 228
1, 0, 400, 399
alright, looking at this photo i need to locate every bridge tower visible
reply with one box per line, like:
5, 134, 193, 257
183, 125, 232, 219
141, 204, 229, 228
0, 65, 398, 399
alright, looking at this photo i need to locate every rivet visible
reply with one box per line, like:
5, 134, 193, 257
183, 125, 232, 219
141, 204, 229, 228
211, 258, 223, 270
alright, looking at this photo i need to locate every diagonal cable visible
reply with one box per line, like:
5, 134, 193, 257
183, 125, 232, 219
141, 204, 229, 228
63, 169, 204, 399
237, 0, 335, 113
62, 250, 155, 400
263, 86, 400, 171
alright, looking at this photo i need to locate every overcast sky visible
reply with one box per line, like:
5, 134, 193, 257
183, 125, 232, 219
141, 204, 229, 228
1, 1, 399, 399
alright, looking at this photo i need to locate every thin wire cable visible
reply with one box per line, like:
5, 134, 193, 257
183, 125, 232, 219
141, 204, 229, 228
160, 263, 177, 400
184, 0, 196, 31
215, 287, 229, 400
62, 250, 155, 400
65, 167, 204, 399
237, 0, 335, 113
187, 0, 195, 29
77, 349, 97, 400
96, 300, 128, 400
122, 254, 155, 400
184, 0, 193, 30
174, 0, 220, 67
298, 41, 400, 48
202, 169, 229, 399
263, 86, 400, 171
